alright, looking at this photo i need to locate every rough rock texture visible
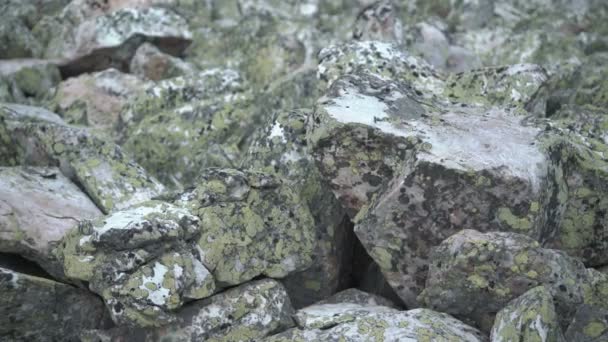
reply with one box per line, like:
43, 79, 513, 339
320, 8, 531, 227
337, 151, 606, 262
57, 200, 213, 327
81, 279, 294, 342
420, 230, 608, 332
243, 109, 352, 308
0, 61, 61, 105
0, 266, 111, 342
130, 42, 195, 81
490, 286, 566, 342
1, 102, 165, 213
120, 69, 251, 189
565, 305, 608, 342
266, 306, 487, 342
175, 168, 315, 286
50, 68, 147, 134
0, 166, 102, 279
317, 288, 397, 308
35, 5, 192, 77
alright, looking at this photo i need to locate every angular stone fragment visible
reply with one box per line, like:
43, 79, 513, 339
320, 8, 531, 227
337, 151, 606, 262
130, 42, 195, 81
50, 68, 147, 134
36, 5, 192, 77
0, 167, 102, 279
0, 266, 111, 342
1, 103, 165, 213
57, 200, 214, 327
266, 307, 487, 342
419, 230, 602, 332
565, 305, 608, 342
82, 279, 294, 342
177, 168, 315, 286
243, 109, 351, 308
490, 286, 566, 342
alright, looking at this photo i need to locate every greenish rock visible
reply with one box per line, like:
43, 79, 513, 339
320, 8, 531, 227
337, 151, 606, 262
121, 70, 258, 189
490, 286, 566, 342
265, 307, 487, 342
130, 42, 196, 81
565, 305, 608, 342
176, 168, 316, 287
0, 16, 42, 59
0, 266, 112, 342
419, 230, 603, 333
50, 68, 148, 136
242, 109, 352, 308
1, 102, 166, 213
36, 6, 192, 77
81, 279, 295, 342
57, 200, 215, 327
0, 167, 102, 280
0, 60, 61, 105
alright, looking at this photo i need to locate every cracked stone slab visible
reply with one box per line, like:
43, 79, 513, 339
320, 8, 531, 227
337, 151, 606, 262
81, 279, 295, 342
0, 166, 102, 280
1, 102, 165, 214
0, 266, 112, 342
57, 200, 214, 327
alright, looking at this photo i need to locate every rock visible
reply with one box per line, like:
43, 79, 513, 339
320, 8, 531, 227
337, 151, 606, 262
490, 286, 566, 342
352, 0, 403, 42
81, 279, 295, 342
242, 109, 352, 308
266, 306, 487, 342
130, 42, 195, 81
176, 168, 316, 287
36, 5, 192, 77
57, 201, 214, 327
0, 60, 61, 105
0, 167, 102, 279
120, 70, 257, 189
316, 288, 397, 308
0, 266, 111, 342
419, 230, 598, 332
50, 68, 147, 135
1, 103, 165, 213
565, 305, 608, 342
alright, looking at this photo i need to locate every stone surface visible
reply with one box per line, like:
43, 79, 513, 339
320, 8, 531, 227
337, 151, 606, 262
266, 306, 487, 342
130, 42, 195, 81
57, 200, 213, 327
0, 266, 111, 342
0, 167, 102, 279
50, 68, 147, 135
176, 168, 315, 287
565, 305, 608, 342
316, 288, 397, 308
0, 61, 61, 105
419, 230, 607, 332
35, 5, 192, 77
1, 102, 165, 213
490, 286, 566, 342
243, 109, 352, 308
81, 279, 294, 342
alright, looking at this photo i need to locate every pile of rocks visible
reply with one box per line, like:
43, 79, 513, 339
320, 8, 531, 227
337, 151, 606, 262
1, 0, 608, 341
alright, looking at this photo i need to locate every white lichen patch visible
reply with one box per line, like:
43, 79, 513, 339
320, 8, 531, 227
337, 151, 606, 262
139, 262, 170, 306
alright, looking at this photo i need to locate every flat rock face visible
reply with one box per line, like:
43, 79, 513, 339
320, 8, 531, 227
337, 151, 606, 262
82, 279, 295, 342
0, 266, 111, 342
176, 168, 315, 286
491, 286, 566, 342
243, 109, 352, 308
1, 103, 165, 213
36, 4, 191, 77
565, 305, 608, 342
316, 288, 397, 308
0, 167, 102, 279
266, 306, 487, 342
419, 230, 608, 332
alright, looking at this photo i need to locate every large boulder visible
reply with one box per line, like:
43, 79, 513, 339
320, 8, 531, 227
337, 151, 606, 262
0, 167, 102, 279
1, 103, 165, 214
0, 266, 112, 342
419, 230, 607, 332
243, 109, 352, 308
81, 279, 295, 342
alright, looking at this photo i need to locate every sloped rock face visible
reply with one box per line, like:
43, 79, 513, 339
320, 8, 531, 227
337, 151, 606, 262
0, 266, 112, 342
0, 166, 102, 279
